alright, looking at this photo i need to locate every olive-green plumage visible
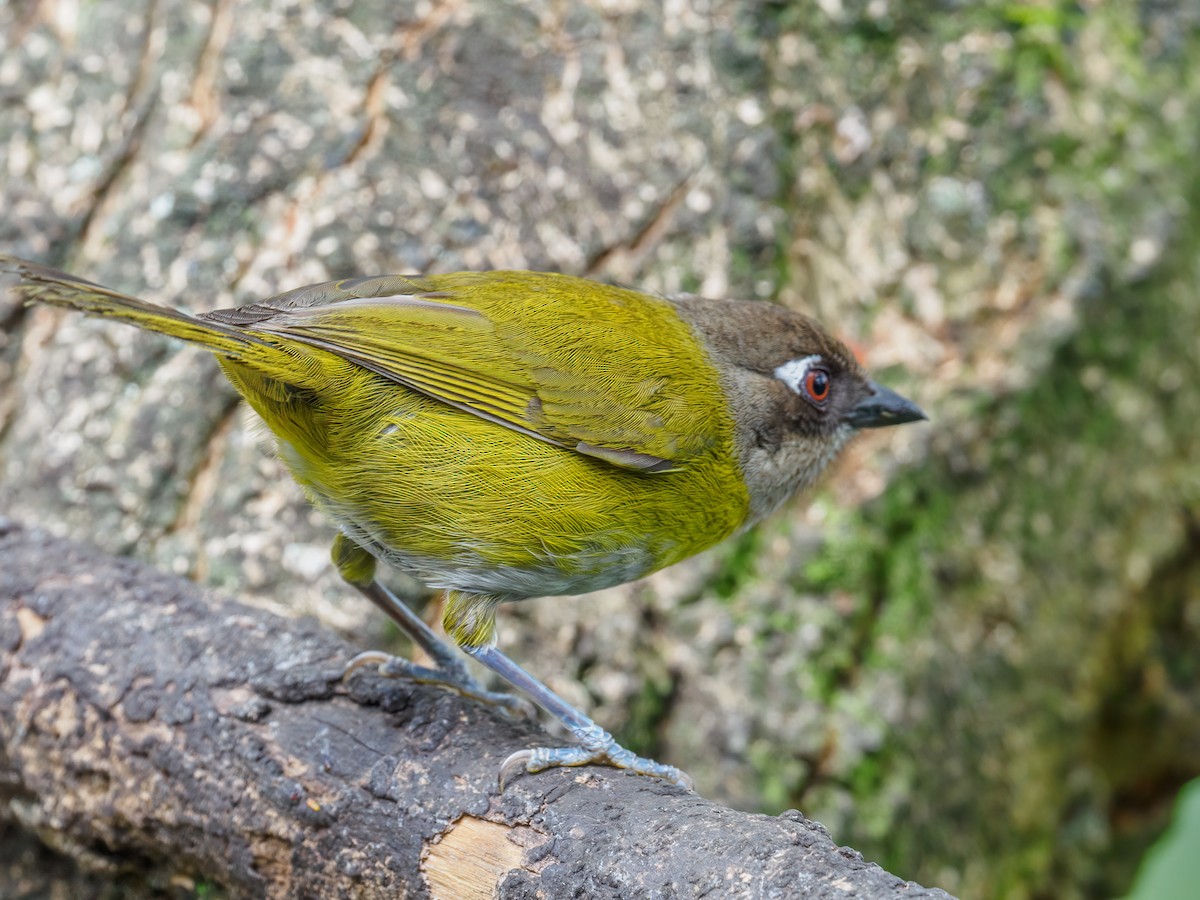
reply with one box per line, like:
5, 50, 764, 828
4, 255, 924, 785
8, 264, 751, 643
213, 272, 752, 645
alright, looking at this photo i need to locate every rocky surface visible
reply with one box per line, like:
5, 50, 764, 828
1, 1, 1197, 897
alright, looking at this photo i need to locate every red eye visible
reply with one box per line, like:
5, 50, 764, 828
804, 368, 831, 404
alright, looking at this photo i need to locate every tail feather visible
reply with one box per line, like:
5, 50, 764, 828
1, 255, 264, 357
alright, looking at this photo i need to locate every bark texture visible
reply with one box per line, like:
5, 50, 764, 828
0, 524, 954, 899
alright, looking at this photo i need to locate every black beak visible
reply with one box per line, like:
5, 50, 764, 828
846, 381, 926, 429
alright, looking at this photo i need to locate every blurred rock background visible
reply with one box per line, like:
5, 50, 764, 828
1, 1, 1197, 897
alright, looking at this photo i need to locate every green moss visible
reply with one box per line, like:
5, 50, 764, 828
788, 175, 1200, 896
710, 528, 762, 601
735, 3, 1200, 894
613, 656, 676, 760
999, 0, 1086, 93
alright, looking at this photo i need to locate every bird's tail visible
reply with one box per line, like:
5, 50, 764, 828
1, 255, 264, 358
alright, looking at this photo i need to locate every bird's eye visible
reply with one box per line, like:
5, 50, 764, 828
773, 355, 834, 410
804, 368, 831, 405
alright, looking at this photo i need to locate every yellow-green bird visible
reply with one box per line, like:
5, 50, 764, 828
2, 257, 925, 787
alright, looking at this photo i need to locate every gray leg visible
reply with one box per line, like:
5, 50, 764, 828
344, 578, 530, 716
332, 533, 527, 714
463, 643, 693, 790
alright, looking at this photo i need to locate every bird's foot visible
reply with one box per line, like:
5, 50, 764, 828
342, 650, 534, 719
458, 643, 692, 790
498, 723, 693, 790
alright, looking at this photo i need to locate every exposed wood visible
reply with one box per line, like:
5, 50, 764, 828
422, 816, 534, 899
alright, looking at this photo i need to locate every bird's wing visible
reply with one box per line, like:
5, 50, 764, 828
204, 273, 722, 472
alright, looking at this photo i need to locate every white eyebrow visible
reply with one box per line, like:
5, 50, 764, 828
774, 354, 823, 395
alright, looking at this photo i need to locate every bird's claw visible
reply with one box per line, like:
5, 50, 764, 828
341, 650, 535, 720
498, 742, 693, 791
341, 650, 393, 681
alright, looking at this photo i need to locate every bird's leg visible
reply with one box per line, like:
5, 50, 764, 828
462, 643, 693, 790
332, 534, 527, 716
444, 591, 692, 790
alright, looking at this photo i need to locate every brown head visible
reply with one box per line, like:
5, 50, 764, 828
674, 296, 926, 521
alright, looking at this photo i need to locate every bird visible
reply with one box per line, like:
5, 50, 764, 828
2, 256, 925, 788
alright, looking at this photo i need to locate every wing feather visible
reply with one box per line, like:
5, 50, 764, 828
215, 273, 717, 472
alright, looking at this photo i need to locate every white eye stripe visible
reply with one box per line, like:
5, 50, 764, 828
774, 355, 823, 396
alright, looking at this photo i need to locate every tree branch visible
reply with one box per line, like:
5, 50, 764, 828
0, 522, 953, 898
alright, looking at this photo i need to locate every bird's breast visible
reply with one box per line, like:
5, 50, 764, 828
275, 396, 748, 599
